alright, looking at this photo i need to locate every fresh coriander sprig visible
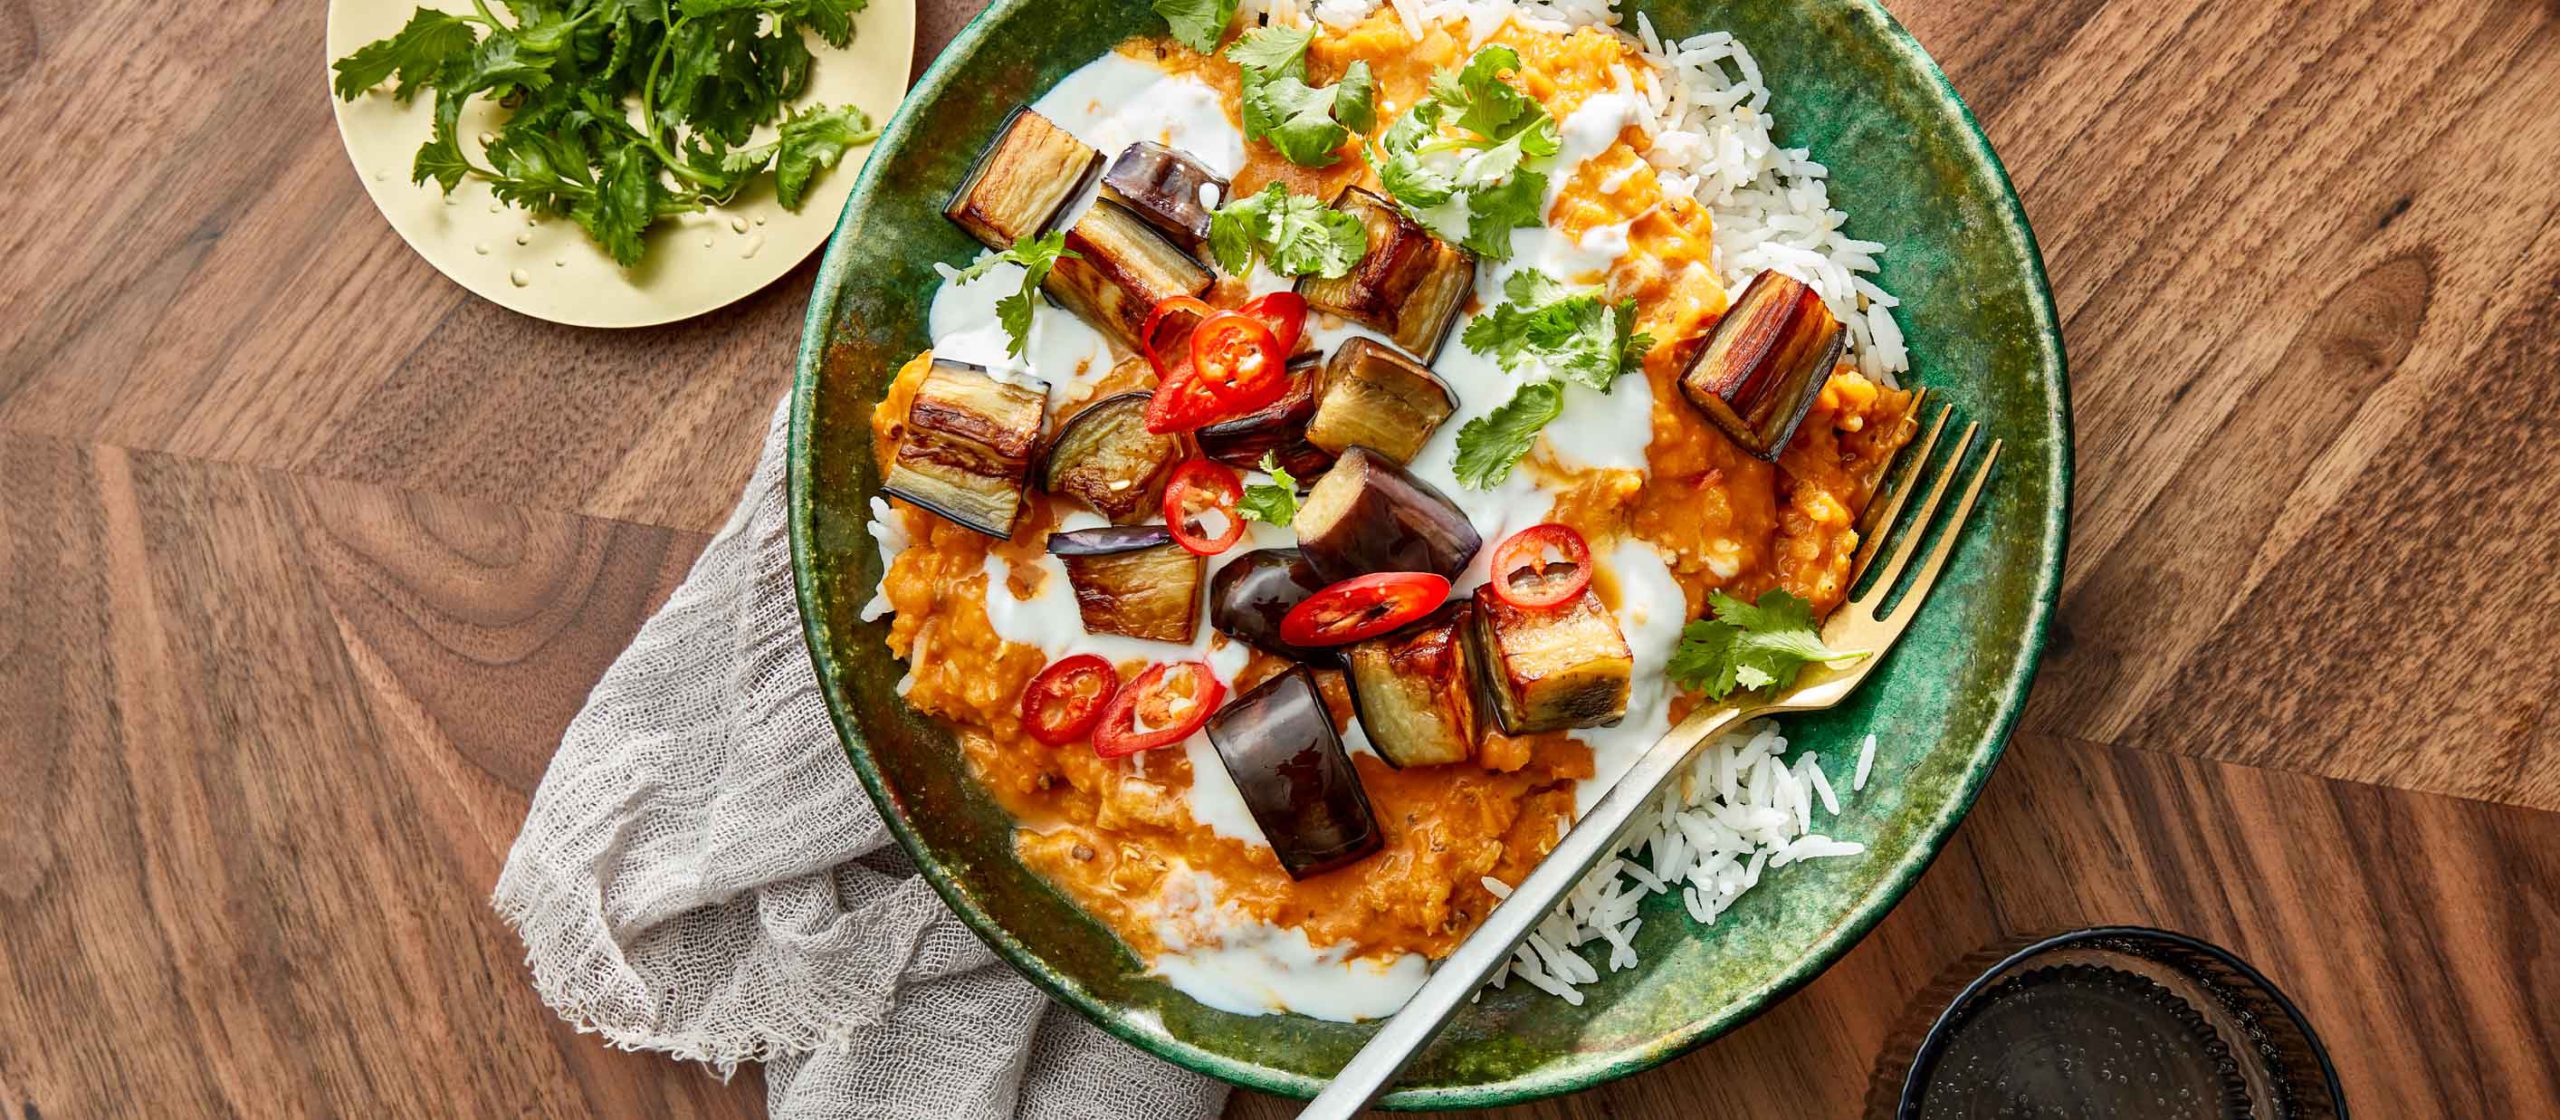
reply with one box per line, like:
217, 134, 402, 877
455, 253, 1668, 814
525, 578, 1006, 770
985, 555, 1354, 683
1461, 271, 1652, 391
1667, 590, 1869, 700
1207, 183, 1368, 278
1371, 45, 1560, 259
949, 232, 1080, 359
1225, 24, 1375, 168
332, 0, 877, 267
1237, 454, 1301, 526
1447, 269, 1652, 489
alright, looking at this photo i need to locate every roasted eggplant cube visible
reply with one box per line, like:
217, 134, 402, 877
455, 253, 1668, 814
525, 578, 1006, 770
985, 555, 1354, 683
1306, 337, 1457, 465
1208, 548, 1339, 666
1195, 352, 1336, 481
1206, 667, 1382, 879
1293, 446, 1482, 583
1041, 392, 1179, 523
1043, 200, 1216, 349
1100, 142, 1229, 257
881, 360, 1049, 538
944, 107, 1103, 251
1678, 269, 1846, 461
1049, 526, 1203, 643
1296, 187, 1475, 363
1465, 584, 1632, 734
1344, 602, 1480, 768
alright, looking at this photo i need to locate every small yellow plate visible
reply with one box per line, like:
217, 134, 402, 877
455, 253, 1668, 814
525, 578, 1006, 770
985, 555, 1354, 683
325, 0, 915, 328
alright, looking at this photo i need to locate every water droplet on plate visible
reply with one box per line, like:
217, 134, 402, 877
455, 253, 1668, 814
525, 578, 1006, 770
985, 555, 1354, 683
729, 216, 750, 234
509, 268, 530, 287
515, 231, 531, 245
474, 243, 491, 256
740, 232, 766, 259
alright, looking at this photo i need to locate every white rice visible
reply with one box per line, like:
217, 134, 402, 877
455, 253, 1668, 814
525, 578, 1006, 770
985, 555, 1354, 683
1474, 720, 1871, 1001
1239, 0, 1909, 383
1229, 0, 1901, 1001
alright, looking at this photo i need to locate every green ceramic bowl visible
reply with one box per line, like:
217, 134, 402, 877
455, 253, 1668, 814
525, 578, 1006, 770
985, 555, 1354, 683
788, 0, 2068, 1107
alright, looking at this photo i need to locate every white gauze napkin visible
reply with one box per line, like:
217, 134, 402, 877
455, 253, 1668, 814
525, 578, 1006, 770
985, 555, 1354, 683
493, 398, 1229, 1120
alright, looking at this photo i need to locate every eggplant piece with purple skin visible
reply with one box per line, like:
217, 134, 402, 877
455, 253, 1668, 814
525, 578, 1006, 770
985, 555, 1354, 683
881, 359, 1050, 538
1206, 667, 1382, 879
1304, 336, 1457, 466
1049, 526, 1203, 643
1343, 601, 1480, 768
1194, 352, 1336, 482
1295, 186, 1475, 363
1292, 446, 1482, 583
1040, 392, 1179, 523
1044, 200, 1216, 349
1464, 583, 1633, 734
1208, 548, 1339, 666
1678, 269, 1847, 461
944, 107, 1103, 251
1100, 141, 1228, 258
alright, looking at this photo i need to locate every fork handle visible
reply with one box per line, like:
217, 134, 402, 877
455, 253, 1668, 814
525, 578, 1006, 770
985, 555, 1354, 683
1298, 702, 1751, 1118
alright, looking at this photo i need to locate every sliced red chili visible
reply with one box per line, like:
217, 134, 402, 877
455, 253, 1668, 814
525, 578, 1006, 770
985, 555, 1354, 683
1139, 294, 1212, 381
1093, 660, 1226, 757
1239, 291, 1307, 357
1020, 654, 1119, 746
1163, 458, 1246, 556
1146, 309, 1288, 433
1279, 572, 1451, 647
1490, 523, 1594, 609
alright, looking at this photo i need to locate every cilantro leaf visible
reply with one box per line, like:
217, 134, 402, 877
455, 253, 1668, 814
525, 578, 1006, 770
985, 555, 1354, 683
791, 0, 866, 48
412, 90, 475, 192
332, 9, 478, 102
574, 141, 669, 267
1153, 0, 1237, 53
1237, 453, 1300, 526
1371, 45, 1559, 260
1222, 23, 1311, 75
1207, 182, 1367, 278
1331, 61, 1376, 133
459, 27, 561, 95
1460, 269, 1653, 391
1230, 29, 1371, 168
1666, 590, 1870, 700
735, 103, 878, 209
1452, 380, 1565, 489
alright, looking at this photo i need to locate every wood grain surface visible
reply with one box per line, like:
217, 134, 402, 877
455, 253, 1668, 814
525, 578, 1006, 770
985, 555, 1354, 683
2, 0, 2555, 1116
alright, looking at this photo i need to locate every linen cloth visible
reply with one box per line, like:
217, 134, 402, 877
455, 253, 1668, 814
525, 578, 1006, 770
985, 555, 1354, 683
493, 399, 1229, 1120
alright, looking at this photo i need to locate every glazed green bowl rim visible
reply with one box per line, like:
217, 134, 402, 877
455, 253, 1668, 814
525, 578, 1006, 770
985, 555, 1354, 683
787, 0, 2070, 1106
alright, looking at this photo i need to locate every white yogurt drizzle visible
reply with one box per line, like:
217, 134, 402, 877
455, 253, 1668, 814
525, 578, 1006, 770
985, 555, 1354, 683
893, 50, 1691, 1020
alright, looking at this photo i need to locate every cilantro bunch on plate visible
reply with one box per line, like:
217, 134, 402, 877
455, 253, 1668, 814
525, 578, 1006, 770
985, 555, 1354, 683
332, 0, 878, 267
1450, 269, 1651, 488
1372, 45, 1561, 259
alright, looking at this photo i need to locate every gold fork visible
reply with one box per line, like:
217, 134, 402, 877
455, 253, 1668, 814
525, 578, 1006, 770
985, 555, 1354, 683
1301, 398, 2000, 1118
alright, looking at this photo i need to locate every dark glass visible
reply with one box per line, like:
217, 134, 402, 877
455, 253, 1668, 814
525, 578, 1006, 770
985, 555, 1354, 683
1872, 927, 2346, 1120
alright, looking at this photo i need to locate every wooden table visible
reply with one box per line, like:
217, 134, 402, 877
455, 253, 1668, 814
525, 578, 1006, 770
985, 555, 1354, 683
3, 0, 2554, 1115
